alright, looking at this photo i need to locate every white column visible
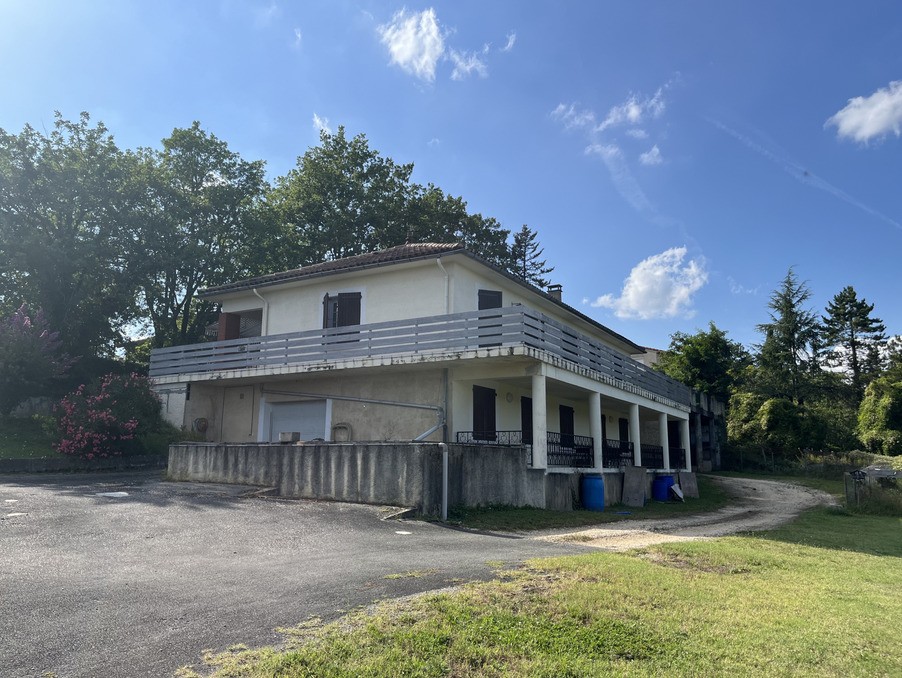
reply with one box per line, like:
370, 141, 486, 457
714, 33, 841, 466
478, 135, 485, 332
680, 417, 692, 471
629, 403, 641, 466
590, 392, 603, 473
531, 372, 547, 469
659, 412, 671, 471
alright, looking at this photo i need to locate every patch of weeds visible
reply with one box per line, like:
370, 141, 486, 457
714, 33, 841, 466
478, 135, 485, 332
383, 569, 438, 580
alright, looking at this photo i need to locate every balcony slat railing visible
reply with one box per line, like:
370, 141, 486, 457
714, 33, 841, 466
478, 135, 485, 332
150, 306, 690, 406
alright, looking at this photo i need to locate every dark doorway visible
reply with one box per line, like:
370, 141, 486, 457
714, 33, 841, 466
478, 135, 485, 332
618, 417, 629, 442
477, 289, 503, 347
472, 385, 496, 441
560, 405, 575, 447
521, 396, 533, 444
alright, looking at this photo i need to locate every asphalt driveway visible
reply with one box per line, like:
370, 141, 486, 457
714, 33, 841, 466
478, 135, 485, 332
0, 471, 583, 678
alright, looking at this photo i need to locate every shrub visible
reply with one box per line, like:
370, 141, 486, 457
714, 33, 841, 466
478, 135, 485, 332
54, 372, 170, 460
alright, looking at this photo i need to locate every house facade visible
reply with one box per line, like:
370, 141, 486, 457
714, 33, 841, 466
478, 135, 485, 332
151, 243, 694, 476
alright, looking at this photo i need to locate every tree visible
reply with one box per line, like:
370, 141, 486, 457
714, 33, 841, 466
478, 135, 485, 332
755, 268, 821, 405
857, 377, 902, 455
0, 304, 73, 414
822, 285, 886, 402
655, 322, 749, 402
0, 112, 144, 357
269, 127, 413, 265
268, 128, 516, 271
509, 225, 554, 288
136, 123, 270, 347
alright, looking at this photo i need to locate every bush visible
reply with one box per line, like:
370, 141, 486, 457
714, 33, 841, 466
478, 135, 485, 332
857, 379, 902, 455
54, 372, 173, 460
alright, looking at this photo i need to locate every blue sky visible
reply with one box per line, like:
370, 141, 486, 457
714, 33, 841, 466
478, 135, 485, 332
2, 1, 901, 350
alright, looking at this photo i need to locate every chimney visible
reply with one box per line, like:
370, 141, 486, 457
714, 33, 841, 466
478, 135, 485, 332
547, 284, 562, 302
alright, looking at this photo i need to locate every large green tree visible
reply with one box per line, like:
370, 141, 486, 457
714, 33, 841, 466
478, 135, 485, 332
0, 112, 144, 356
755, 268, 821, 405
510, 225, 554, 288
268, 128, 514, 270
655, 322, 749, 403
136, 123, 270, 348
822, 285, 886, 401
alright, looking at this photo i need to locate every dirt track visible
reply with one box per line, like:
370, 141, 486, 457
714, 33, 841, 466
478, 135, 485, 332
536, 476, 838, 551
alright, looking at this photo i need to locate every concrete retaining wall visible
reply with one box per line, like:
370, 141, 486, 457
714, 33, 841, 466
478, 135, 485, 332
168, 442, 557, 516
0, 454, 167, 474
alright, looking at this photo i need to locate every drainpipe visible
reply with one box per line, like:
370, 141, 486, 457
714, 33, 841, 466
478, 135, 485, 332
252, 288, 269, 335
436, 258, 449, 314
440, 442, 448, 521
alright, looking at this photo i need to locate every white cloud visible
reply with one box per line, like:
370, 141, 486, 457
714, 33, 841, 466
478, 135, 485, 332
727, 276, 759, 295
502, 32, 516, 52
378, 8, 445, 82
597, 87, 666, 132
427, 137, 440, 147
626, 128, 648, 139
292, 27, 302, 49
449, 49, 488, 80
826, 80, 902, 143
550, 103, 596, 130
312, 113, 331, 135
639, 144, 663, 166
589, 247, 707, 319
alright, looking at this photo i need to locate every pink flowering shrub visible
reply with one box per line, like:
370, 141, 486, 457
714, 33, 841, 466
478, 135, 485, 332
55, 372, 166, 459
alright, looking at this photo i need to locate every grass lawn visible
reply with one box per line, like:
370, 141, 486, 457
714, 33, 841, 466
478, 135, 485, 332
446, 474, 731, 532
0, 416, 63, 460
179, 503, 902, 677
713, 471, 845, 498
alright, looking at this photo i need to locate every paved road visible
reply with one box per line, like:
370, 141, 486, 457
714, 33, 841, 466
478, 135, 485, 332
0, 471, 583, 678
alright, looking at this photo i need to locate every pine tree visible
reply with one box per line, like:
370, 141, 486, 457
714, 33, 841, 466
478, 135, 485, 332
822, 285, 886, 401
755, 268, 820, 405
510, 225, 554, 288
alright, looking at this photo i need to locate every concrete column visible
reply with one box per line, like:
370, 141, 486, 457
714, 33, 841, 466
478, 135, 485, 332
590, 392, 603, 473
680, 417, 692, 471
531, 372, 547, 469
659, 412, 670, 471
629, 403, 641, 466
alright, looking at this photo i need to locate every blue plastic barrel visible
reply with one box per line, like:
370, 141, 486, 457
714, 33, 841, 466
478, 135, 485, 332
652, 475, 675, 501
581, 475, 605, 511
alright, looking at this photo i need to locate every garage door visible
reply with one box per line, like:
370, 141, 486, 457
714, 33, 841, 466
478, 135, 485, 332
268, 401, 327, 442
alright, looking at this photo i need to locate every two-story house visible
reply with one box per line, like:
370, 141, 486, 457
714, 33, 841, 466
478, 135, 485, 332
151, 242, 693, 478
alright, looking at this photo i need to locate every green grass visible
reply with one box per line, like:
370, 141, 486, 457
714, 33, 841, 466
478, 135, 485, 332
179, 507, 902, 677
446, 475, 731, 532
0, 416, 62, 460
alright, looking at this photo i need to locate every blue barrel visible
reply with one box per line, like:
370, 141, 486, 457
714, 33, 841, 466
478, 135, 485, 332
581, 475, 605, 511
652, 475, 675, 501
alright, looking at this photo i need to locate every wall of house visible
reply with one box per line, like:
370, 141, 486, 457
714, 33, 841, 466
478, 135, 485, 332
174, 368, 445, 444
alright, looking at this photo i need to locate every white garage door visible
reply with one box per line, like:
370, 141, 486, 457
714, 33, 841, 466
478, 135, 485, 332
268, 400, 327, 442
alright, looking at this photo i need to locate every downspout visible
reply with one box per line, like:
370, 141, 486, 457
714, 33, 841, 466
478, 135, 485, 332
252, 288, 269, 335
440, 442, 448, 521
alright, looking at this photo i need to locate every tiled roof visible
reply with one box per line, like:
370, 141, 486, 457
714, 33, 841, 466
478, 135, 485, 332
201, 242, 465, 297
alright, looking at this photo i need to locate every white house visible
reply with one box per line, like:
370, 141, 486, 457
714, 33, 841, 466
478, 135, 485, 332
150, 242, 693, 475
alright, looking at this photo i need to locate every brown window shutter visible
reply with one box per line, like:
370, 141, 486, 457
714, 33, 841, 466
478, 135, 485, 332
337, 292, 361, 326
323, 294, 331, 328
478, 289, 502, 310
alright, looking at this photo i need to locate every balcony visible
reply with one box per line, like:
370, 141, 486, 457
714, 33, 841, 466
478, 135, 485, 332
150, 307, 690, 408
455, 430, 594, 468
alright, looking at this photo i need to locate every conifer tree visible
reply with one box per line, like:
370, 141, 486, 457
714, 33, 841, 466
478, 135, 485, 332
822, 285, 886, 401
510, 225, 554, 288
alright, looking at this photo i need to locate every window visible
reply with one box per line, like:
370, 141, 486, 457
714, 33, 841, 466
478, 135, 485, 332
323, 292, 361, 329
477, 289, 502, 310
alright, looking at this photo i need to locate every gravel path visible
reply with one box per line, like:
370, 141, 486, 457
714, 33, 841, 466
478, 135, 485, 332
536, 476, 838, 551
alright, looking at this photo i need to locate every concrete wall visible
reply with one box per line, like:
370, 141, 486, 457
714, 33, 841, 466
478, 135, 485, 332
169, 442, 562, 515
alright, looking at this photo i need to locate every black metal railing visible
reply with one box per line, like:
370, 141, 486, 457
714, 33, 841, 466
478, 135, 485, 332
602, 439, 634, 468
669, 447, 686, 469
455, 430, 523, 445
547, 431, 594, 468
641, 443, 664, 469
